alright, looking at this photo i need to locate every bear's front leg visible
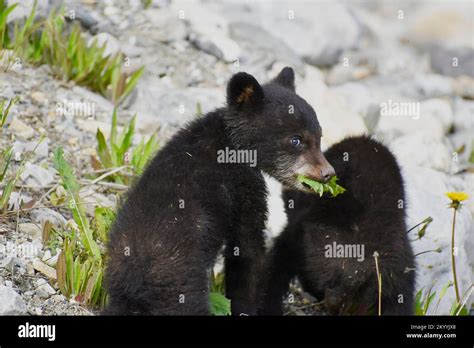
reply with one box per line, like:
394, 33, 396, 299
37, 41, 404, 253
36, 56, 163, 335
259, 229, 300, 315
224, 222, 266, 316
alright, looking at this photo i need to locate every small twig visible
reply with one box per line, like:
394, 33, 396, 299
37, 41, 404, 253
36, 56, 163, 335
373, 251, 382, 316
84, 166, 130, 175
90, 166, 130, 185
81, 180, 128, 191
414, 248, 441, 257
33, 184, 58, 209
0, 183, 55, 189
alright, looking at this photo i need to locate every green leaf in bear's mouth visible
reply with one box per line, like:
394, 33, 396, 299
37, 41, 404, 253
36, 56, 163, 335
297, 174, 346, 197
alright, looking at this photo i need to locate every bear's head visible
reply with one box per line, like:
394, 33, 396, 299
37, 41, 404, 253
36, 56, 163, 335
225, 67, 335, 191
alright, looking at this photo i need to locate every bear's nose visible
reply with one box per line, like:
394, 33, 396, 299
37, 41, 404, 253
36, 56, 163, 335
320, 164, 336, 183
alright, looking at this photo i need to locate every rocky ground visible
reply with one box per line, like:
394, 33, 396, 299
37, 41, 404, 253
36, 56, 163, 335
0, 0, 473, 315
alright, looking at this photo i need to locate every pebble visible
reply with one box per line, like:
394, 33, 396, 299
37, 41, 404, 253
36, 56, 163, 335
32, 259, 57, 280
30, 91, 47, 105
0, 285, 27, 315
8, 118, 35, 140
18, 223, 42, 241
35, 280, 56, 299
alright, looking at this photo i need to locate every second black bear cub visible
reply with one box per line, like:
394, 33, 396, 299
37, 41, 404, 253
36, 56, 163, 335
261, 136, 415, 315
104, 67, 335, 315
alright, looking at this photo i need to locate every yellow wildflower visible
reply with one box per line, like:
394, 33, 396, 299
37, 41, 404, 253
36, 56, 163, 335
446, 192, 469, 202
446, 192, 469, 210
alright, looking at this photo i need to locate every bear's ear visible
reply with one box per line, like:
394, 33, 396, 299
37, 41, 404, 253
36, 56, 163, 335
227, 72, 264, 109
273, 66, 295, 91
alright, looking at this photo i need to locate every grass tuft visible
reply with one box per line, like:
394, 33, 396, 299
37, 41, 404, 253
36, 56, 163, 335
93, 108, 159, 185
4, 1, 144, 104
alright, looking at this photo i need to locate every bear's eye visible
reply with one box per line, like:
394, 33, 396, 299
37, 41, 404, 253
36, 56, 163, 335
290, 135, 302, 147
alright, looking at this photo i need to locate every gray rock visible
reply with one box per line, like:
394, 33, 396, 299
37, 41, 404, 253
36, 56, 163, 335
7, 192, 33, 211
50, 294, 66, 303
2, 257, 24, 273
228, 22, 305, 76
6, 0, 50, 23
17, 241, 41, 261
18, 223, 42, 241
297, 66, 367, 147
170, 0, 241, 62
390, 133, 453, 173
405, 3, 473, 77
0, 285, 27, 315
69, 7, 99, 33
331, 83, 380, 133
12, 138, 49, 160
30, 208, 67, 228
20, 162, 55, 187
35, 279, 56, 299
71, 86, 115, 115
8, 118, 35, 140
429, 45, 474, 78
453, 76, 474, 99
376, 98, 453, 141
88, 33, 121, 58
130, 76, 224, 127
413, 74, 454, 98
449, 130, 474, 166
143, 8, 188, 43
453, 98, 474, 132
326, 64, 373, 86
256, 1, 362, 68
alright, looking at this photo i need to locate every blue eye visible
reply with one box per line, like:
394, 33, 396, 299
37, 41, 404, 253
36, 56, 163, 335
290, 136, 302, 147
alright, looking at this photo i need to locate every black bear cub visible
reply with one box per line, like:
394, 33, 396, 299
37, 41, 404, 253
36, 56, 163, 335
104, 67, 335, 315
261, 136, 415, 315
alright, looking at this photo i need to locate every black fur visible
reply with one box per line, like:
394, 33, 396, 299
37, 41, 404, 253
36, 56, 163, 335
104, 67, 334, 315
261, 136, 416, 315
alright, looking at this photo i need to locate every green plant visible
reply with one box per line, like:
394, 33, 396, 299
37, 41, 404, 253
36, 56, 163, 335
0, 0, 17, 49
0, 146, 14, 212
94, 108, 159, 184
0, 136, 45, 213
297, 175, 346, 197
449, 285, 472, 316
407, 216, 433, 241
209, 292, 231, 316
0, 96, 19, 127
414, 285, 437, 315
209, 270, 231, 316
445, 192, 468, 303
53, 147, 107, 308
469, 141, 474, 164
414, 282, 470, 316
142, 0, 153, 9
9, 2, 144, 104
93, 206, 115, 243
